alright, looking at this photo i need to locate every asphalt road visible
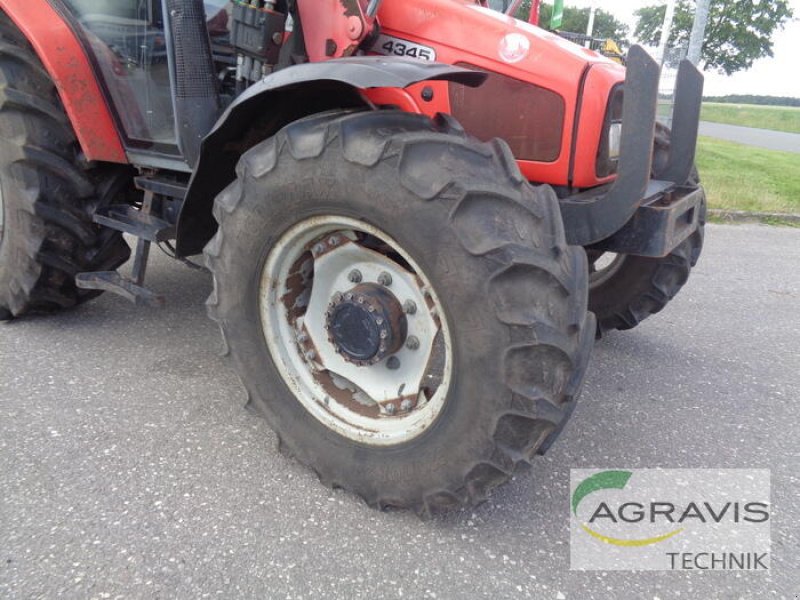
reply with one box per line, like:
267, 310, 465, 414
699, 121, 800, 153
1, 224, 798, 599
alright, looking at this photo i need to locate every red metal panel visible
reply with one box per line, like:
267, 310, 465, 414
371, 0, 622, 186
570, 62, 624, 188
2, 0, 127, 163
297, 0, 376, 62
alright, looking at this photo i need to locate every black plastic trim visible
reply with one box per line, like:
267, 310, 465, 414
560, 45, 661, 246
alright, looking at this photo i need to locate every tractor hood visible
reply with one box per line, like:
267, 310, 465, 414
375, 0, 627, 186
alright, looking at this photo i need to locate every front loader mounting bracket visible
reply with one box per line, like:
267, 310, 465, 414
559, 46, 704, 255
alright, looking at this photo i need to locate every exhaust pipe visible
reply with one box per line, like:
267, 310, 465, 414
164, 0, 220, 168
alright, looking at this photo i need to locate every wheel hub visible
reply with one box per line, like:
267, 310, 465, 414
326, 284, 407, 366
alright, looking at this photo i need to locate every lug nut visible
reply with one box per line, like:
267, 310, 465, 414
348, 269, 363, 283
297, 331, 309, 343
385, 403, 396, 415
386, 356, 400, 370
406, 336, 420, 350
400, 399, 413, 412
328, 235, 339, 246
304, 350, 316, 361
312, 243, 325, 255
378, 272, 392, 287
403, 300, 417, 315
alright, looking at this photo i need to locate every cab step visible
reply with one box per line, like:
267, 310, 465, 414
75, 271, 165, 308
76, 187, 169, 308
93, 205, 175, 242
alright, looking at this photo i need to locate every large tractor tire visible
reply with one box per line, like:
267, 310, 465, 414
0, 13, 130, 319
587, 123, 706, 335
205, 109, 595, 515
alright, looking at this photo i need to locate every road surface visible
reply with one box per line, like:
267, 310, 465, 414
1, 224, 798, 599
699, 121, 800, 153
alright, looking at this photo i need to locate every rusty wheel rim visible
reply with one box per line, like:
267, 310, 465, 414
259, 216, 453, 446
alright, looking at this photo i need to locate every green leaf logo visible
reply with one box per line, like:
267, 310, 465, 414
572, 470, 632, 516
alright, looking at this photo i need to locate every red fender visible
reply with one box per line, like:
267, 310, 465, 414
3, 0, 127, 163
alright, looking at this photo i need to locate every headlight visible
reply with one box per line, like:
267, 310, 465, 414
608, 122, 622, 160
596, 83, 624, 178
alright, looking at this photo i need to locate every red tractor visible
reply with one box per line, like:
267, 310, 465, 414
0, 0, 704, 514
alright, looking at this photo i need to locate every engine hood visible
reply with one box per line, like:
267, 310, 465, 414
375, 0, 627, 186
377, 0, 624, 97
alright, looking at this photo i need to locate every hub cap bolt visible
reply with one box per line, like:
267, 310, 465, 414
403, 300, 417, 315
348, 269, 363, 283
385, 403, 396, 415
386, 356, 401, 370
400, 399, 413, 412
378, 271, 392, 287
406, 336, 420, 350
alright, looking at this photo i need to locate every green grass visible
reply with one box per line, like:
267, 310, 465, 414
701, 102, 800, 134
695, 136, 800, 214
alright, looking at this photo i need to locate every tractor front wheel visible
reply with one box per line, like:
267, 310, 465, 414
205, 109, 594, 514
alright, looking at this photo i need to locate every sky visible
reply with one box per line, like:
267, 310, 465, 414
571, 0, 800, 97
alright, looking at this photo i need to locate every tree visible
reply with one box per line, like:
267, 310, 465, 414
634, 0, 795, 75
515, 1, 631, 46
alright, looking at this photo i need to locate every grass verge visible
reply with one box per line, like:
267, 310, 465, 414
701, 103, 800, 134
695, 136, 800, 214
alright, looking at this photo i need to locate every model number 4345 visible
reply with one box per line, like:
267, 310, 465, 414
375, 35, 437, 61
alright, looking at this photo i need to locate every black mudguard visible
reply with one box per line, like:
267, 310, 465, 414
175, 57, 485, 256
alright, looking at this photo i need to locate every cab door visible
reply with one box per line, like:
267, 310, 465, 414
62, 1, 179, 155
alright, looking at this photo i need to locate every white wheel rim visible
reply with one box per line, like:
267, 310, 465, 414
589, 252, 626, 287
259, 216, 453, 446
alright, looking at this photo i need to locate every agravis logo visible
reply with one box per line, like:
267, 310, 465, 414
569, 469, 771, 571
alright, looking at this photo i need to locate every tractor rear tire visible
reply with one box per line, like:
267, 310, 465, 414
0, 13, 130, 319
205, 109, 595, 515
588, 123, 706, 335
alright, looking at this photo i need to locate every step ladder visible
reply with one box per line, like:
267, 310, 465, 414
76, 177, 187, 308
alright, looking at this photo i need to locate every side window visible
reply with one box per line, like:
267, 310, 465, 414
487, 0, 514, 12
64, 0, 177, 146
